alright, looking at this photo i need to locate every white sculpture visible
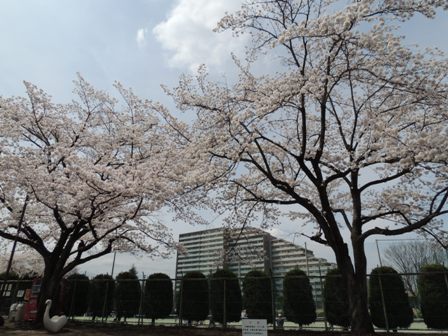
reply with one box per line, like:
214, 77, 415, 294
43, 299, 68, 333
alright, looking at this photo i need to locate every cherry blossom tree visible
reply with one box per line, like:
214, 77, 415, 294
0, 75, 194, 323
167, 0, 448, 333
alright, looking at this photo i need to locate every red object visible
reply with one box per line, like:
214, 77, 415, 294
23, 278, 41, 321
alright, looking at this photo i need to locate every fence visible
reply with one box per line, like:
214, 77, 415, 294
1, 271, 447, 331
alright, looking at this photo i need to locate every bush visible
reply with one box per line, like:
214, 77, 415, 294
89, 274, 115, 319
418, 264, 448, 329
369, 266, 413, 329
242, 270, 273, 323
143, 273, 173, 325
64, 273, 89, 316
210, 269, 242, 325
115, 268, 142, 320
324, 268, 349, 328
283, 268, 316, 327
179, 271, 209, 323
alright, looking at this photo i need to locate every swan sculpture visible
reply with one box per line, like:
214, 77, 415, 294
44, 299, 68, 333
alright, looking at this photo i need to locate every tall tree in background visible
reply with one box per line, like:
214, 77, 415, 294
384, 242, 446, 296
0, 76, 195, 323
169, 0, 448, 333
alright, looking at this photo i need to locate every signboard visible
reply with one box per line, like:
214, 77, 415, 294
242, 319, 267, 336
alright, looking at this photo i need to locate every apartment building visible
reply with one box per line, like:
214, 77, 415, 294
175, 227, 336, 306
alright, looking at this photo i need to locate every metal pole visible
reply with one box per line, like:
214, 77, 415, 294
223, 278, 227, 328
110, 252, 117, 278
271, 273, 276, 330
318, 261, 328, 331
138, 275, 144, 326
376, 240, 389, 332
304, 243, 310, 276
101, 280, 109, 323
179, 279, 183, 326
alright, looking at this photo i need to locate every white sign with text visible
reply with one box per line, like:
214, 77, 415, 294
242, 319, 268, 336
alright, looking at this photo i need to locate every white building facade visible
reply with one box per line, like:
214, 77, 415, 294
175, 227, 336, 306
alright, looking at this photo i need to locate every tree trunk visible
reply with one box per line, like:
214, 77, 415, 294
333, 242, 374, 335
348, 239, 374, 335
347, 273, 374, 335
36, 264, 64, 325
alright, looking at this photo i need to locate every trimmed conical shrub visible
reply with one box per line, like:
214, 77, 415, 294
89, 274, 115, 320
115, 268, 141, 320
179, 271, 209, 323
243, 270, 273, 323
369, 266, 413, 329
283, 268, 316, 327
64, 273, 89, 316
143, 273, 173, 325
324, 268, 349, 328
418, 264, 448, 329
210, 269, 242, 325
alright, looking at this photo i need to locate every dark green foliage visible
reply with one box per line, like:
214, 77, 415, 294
143, 273, 173, 324
242, 270, 273, 323
179, 271, 209, 322
369, 266, 413, 329
0, 272, 19, 280
64, 273, 89, 316
418, 264, 448, 329
89, 274, 115, 319
324, 268, 349, 328
283, 268, 316, 326
115, 268, 142, 319
210, 269, 242, 324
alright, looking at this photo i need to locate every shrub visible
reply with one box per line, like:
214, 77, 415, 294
89, 274, 115, 319
115, 268, 141, 320
418, 264, 448, 329
369, 266, 413, 329
324, 268, 349, 328
283, 268, 316, 327
179, 271, 209, 323
143, 273, 173, 325
210, 269, 242, 325
64, 273, 89, 316
242, 270, 272, 323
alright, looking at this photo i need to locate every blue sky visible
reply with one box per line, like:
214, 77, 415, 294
1, 0, 447, 278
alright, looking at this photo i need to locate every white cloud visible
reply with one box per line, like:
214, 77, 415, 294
136, 27, 148, 48
153, 0, 246, 71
